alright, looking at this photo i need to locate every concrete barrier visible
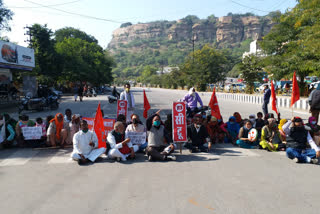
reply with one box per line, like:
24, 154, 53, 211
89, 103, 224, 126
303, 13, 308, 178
216, 92, 309, 111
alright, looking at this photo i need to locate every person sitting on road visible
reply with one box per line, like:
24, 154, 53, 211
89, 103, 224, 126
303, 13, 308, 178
260, 118, 284, 152
233, 112, 243, 127
278, 119, 287, 142
236, 120, 259, 149
183, 87, 203, 118
305, 116, 320, 146
283, 117, 320, 164
207, 116, 224, 144
71, 120, 106, 165
116, 114, 127, 129
64, 109, 72, 123
146, 111, 176, 161
45, 115, 54, 130
34, 117, 47, 147
0, 114, 15, 148
185, 114, 211, 153
223, 116, 240, 144
69, 114, 81, 143
15, 115, 35, 147
255, 112, 265, 140
107, 121, 138, 162
125, 114, 148, 152
47, 113, 70, 148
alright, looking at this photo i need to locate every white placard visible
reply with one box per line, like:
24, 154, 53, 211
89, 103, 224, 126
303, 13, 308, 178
126, 132, 146, 145
22, 127, 42, 140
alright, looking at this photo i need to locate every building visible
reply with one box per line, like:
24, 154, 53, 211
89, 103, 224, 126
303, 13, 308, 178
242, 40, 266, 58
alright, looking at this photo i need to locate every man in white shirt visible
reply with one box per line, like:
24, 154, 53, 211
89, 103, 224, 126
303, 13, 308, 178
71, 120, 106, 165
120, 83, 135, 122
283, 117, 320, 164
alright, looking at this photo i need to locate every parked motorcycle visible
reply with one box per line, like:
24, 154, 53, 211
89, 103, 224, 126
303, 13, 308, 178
108, 94, 118, 103
18, 94, 59, 113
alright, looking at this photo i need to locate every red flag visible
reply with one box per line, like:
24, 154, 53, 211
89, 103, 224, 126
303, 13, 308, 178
93, 102, 106, 148
271, 81, 278, 114
143, 90, 151, 118
208, 87, 221, 119
291, 71, 300, 107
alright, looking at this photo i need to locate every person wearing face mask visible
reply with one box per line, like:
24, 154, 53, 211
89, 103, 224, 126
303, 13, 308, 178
283, 117, 320, 164
120, 83, 135, 122
222, 116, 240, 144
185, 114, 211, 153
259, 118, 284, 151
71, 120, 106, 165
305, 116, 320, 146
108, 121, 138, 162
236, 120, 259, 149
0, 114, 15, 148
146, 111, 176, 161
249, 114, 256, 127
125, 114, 147, 152
207, 116, 224, 144
183, 87, 203, 118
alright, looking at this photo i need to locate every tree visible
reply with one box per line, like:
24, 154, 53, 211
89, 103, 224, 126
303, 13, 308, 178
180, 44, 228, 91
238, 55, 264, 93
0, 0, 13, 31
55, 27, 98, 44
120, 22, 132, 28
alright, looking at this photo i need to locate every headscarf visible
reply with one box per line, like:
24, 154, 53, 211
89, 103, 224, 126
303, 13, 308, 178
227, 116, 240, 132
278, 119, 287, 131
233, 112, 242, 123
267, 118, 276, 125
308, 116, 317, 128
50, 113, 64, 140
188, 87, 195, 96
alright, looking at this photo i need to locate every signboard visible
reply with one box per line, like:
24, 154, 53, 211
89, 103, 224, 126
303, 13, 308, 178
82, 117, 115, 136
0, 41, 35, 68
0, 68, 11, 84
172, 102, 187, 142
22, 126, 42, 140
117, 100, 128, 118
126, 132, 146, 145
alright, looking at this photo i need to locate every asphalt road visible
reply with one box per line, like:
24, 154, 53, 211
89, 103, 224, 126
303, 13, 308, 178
0, 88, 319, 214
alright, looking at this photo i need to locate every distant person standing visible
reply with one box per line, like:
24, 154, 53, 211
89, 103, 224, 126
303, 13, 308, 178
308, 84, 320, 123
262, 85, 271, 116
78, 85, 84, 102
73, 85, 79, 101
120, 83, 135, 122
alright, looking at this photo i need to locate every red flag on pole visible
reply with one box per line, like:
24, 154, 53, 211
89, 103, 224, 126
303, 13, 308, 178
208, 87, 221, 119
143, 90, 151, 118
271, 81, 278, 114
290, 71, 300, 107
93, 102, 106, 148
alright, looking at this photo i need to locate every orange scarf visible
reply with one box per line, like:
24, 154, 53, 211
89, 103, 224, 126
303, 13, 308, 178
233, 112, 242, 123
50, 113, 64, 140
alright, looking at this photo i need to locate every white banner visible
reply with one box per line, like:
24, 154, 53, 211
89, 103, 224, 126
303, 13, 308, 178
22, 127, 42, 140
0, 41, 35, 68
126, 132, 146, 145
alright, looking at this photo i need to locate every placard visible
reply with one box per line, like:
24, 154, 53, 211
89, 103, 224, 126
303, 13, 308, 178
172, 102, 187, 142
117, 100, 127, 118
126, 132, 146, 145
22, 126, 42, 140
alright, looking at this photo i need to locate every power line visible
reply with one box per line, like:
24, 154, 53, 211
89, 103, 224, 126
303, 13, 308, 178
8, 0, 82, 9
230, 0, 272, 13
24, 0, 124, 24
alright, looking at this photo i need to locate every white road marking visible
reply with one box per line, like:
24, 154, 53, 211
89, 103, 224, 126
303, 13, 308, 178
0, 149, 40, 167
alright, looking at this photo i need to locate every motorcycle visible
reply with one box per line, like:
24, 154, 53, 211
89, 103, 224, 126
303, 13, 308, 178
108, 94, 118, 103
18, 94, 59, 113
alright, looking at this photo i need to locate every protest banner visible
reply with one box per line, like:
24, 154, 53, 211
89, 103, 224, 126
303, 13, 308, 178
126, 132, 146, 145
22, 126, 42, 140
172, 102, 187, 142
82, 117, 115, 136
117, 100, 128, 118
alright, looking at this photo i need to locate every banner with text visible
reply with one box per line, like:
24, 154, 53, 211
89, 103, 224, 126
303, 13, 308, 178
82, 117, 115, 136
22, 127, 42, 140
125, 132, 146, 145
172, 102, 187, 142
117, 100, 128, 118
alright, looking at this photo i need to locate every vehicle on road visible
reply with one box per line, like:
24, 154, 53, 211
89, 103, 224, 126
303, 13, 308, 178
225, 83, 246, 93
108, 94, 118, 103
18, 93, 59, 113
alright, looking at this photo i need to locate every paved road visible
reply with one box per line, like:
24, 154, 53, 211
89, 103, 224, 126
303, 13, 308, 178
0, 88, 319, 214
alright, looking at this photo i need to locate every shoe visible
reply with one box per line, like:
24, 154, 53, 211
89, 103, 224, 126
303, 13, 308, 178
77, 159, 87, 165
167, 155, 176, 161
293, 157, 299, 163
311, 158, 318, 164
148, 155, 152, 162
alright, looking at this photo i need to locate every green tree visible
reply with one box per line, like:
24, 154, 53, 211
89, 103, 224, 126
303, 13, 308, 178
180, 44, 228, 91
0, 0, 13, 31
55, 27, 98, 43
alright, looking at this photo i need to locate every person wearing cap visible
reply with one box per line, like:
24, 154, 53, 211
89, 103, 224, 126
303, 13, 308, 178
119, 83, 135, 122
71, 120, 106, 165
236, 120, 259, 149
47, 113, 70, 148
282, 117, 320, 164
183, 87, 203, 118
185, 114, 211, 152
207, 116, 224, 144
260, 118, 284, 151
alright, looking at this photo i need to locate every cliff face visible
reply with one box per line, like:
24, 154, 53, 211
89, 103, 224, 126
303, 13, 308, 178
108, 15, 274, 50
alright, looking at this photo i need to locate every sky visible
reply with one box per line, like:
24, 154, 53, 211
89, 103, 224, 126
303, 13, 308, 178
2, 0, 297, 49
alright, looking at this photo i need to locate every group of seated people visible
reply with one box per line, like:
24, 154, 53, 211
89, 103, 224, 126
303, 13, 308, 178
1, 108, 320, 165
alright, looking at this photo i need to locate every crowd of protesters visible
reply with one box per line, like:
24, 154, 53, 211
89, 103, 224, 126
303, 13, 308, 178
1, 83, 320, 166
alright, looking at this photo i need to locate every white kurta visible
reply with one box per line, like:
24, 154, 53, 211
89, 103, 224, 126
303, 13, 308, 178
120, 91, 135, 122
71, 130, 106, 162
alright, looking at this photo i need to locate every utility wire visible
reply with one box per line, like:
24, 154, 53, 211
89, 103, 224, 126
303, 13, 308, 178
24, 0, 124, 23
8, 0, 82, 9
230, 0, 272, 13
